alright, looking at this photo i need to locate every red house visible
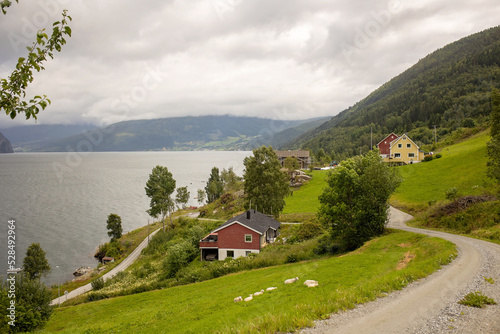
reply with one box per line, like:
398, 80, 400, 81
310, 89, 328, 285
377, 133, 399, 158
199, 210, 281, 261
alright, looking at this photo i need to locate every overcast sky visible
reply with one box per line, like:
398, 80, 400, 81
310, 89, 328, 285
0, 0, 499, 128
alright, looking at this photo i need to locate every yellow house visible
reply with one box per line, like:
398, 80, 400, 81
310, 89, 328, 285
382, 134, 425, 165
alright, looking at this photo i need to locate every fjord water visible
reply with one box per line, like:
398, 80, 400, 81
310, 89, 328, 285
0, 151, 250, 285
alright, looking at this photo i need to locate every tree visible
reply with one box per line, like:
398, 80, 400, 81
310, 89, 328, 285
487, 88, 500, 186
106, 213, 123, 241
284, 156, 300, 181
145, 165, 176, 231
205, 167, 223, 203
1, 273, 53, 333
23, 243, 50, 280
175, 186, 190, 209
221, 166, 242, 193
319, 150, 401, 251
243, 145, 289, 218
197, 189, 206, 205
1, 2, 72, 120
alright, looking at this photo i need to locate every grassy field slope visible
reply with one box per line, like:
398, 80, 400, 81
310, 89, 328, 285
40, 231, 455, 334
283, 170, 328, 215
391, 130, 492, 208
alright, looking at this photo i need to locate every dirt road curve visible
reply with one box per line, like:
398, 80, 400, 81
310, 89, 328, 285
50, 228, 161, 306
301, 206, 500, 334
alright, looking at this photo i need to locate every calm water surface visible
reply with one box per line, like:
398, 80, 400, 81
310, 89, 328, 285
0, 151, 250, 285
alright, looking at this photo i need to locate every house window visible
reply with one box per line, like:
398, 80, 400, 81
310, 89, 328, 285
245, 234, 252, 243
227, 250, 234, 258
394, 153, 401, 158
245, 251, 252, 256
407, 143, 411, 148
398, 144, 402, 148
408, 153, 415, 158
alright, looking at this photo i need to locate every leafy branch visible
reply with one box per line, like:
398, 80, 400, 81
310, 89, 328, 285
0, 0, 18, 15
1, 9, 72, 120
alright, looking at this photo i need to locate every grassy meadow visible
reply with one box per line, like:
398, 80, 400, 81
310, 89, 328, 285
281, 170, 329, 221
391, 130, 494, 209
40, 230, 456, 334
390, 129, 500, 244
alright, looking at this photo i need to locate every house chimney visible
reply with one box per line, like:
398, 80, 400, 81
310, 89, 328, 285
247, 210, 251, 219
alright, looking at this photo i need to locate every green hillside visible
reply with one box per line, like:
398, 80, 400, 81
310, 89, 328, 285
390, 130, 499, 244
286, 26, 500, 161
40, 231, 455, 334
391, 130, 493, 207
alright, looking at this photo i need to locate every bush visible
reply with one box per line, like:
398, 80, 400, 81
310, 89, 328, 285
163, 241, 198, 278
287, 220, 324, 243
91, 277, 105, 291
314, 235, 342, 255
445, 187, 460, 201
424, 155, 434, 162
0, 274, 53, 333
285, 254, 298, 263
435, 153, 442, 159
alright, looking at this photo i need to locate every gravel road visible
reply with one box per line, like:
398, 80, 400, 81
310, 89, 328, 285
300, 206, 500, 334
50, 227, 161, 306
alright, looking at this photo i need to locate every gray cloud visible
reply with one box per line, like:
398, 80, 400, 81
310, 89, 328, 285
1, 0, 499, 128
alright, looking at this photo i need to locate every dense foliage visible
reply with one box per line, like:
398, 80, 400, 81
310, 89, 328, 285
175, 186, 190, 209
0, 274, 53, 333
145, 165, 176, 230
319, 150, 401, 250
487, 89, 500, 186
205, 167, 224, 203
106, 213, 123, 241
22, 243, 51, 280
287, 26, 500, 161
244, 146, 290, 217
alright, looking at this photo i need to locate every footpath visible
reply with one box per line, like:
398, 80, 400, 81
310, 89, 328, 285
50, 227, 161, 306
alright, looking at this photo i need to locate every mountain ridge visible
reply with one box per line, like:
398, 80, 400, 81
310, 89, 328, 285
284, 25, 500, 160
20, 115, 328, 152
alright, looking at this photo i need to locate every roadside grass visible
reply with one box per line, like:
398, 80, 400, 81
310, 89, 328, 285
49, 221, 162, 299
40, 230, 456, 334
408, 200, 500, 245
283, 170, 328, 216
391, 130, 494, 211
458, 291, 497, 308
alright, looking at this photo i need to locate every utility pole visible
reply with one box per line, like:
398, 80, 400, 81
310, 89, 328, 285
370, 126, 373, 150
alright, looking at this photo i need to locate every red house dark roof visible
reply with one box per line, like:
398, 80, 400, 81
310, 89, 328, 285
212, 210, 281, 235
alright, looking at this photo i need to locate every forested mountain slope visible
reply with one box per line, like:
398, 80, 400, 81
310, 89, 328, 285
286, 26, 500, 160
34, 115, 320, 152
